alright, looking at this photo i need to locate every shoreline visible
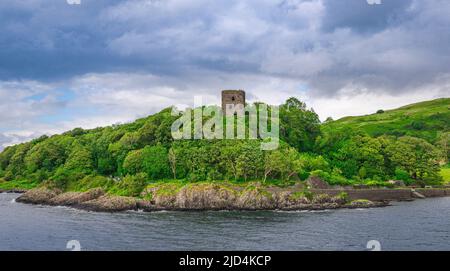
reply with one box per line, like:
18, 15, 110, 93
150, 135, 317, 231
11, 185, 450, 213
7, 186, 450, 212
14, 195, 390, 213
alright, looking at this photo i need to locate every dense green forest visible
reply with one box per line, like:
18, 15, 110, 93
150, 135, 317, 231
0, 97, 449, 195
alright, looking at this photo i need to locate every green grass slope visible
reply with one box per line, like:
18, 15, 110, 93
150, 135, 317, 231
324, 98, 450, 142
441, 166, 450, 184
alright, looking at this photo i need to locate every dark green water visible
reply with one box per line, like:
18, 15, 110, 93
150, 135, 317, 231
1, 193, 449, 251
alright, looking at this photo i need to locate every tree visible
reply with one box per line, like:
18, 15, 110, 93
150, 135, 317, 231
5, 143, 32, 180
24, 137, 70, 173
333, 136, 386, 179
235, 141, 264, 181
263, 150, 284, 183
168, 147, 177, 179
219, 141, 242, 180
386, 136, 441, 183
436, 132, 450, 163
97, 155, 116, 175
280, 98, 321, 152
283, 147, 303, 180
64, 146, 94, 174
123, 149, 144, 175
142, 145, 170, 179
263, 146, 301, 182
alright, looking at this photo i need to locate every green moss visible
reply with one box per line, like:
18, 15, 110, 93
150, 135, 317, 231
66, 175, 114, 192
351, 199, 372, 204
289, 191, 313, 201
336, 192, 349, 201
145, 182, 185, 198
241, 185, 273, 199
0, 179, 39, 190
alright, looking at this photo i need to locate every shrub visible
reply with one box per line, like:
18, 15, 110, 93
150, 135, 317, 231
395, 168, 411, 182
298, 170, 310, 181
50, 167, 86, 189
111, 173, 148, 197
142, 145, 171, 179
310, 169, 329, 179
290, 191, 313, 201
310, 169, 354, 186
69, 175, 114, 192
336, 192, 349, 202
410, 120, 426, 130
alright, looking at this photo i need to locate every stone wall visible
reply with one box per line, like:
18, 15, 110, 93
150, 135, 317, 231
311, 188, 450, 201
415, 188, 450, 197
311, 189, 413, 201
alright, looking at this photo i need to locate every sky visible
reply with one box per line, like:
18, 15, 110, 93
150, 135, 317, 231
0, 0, 449, 149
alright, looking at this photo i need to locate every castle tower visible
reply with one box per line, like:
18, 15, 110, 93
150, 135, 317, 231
221, 90, 246, 115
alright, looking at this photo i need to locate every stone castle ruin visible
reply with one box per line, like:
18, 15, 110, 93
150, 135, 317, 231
221, 90, 246, 115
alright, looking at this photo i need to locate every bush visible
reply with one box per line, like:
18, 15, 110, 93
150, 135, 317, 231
111, 173, 148, 197
50, 167, 86, 189
142, 145, 171, 179
410, 120, 426, 130
395, 168, 411, 182
336, 192, 349, 202
309, 169, 329, 179
289, 191, 312, 201
310, 169, 354, 186
68, 175, 114, 192
298, 170, 310, 181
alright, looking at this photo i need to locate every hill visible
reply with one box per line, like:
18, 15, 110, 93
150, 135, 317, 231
324, 98, 450, 143
0, 98, 447, 193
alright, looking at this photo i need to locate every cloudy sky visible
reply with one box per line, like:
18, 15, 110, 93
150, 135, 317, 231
0, 0, 449, 149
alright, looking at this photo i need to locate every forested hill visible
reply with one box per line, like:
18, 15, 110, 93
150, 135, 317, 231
0, 98, 449, 193
323, 98, 450, 143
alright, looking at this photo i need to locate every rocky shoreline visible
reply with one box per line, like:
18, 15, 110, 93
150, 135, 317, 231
14, 184, 390, 212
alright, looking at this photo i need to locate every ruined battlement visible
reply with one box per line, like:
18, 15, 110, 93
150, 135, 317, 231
221, 90, 245, 115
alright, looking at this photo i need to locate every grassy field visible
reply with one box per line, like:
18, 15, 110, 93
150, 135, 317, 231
324, 98, 450, 142
441, 167, 450, 184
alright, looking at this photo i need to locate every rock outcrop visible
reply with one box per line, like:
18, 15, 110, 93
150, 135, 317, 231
16, 188, 62, 204
49, 188, 105, 206
78, 195, 139, 212
175, 184, 238, 210
14, 183, 393, 212
237, 187, 277, 210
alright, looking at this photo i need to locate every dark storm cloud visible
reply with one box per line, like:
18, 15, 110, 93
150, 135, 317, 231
0, 0, 449, 96
306, 0, 450, 96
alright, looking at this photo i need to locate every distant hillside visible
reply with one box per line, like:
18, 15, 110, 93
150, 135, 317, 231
323, 98, 450, 143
